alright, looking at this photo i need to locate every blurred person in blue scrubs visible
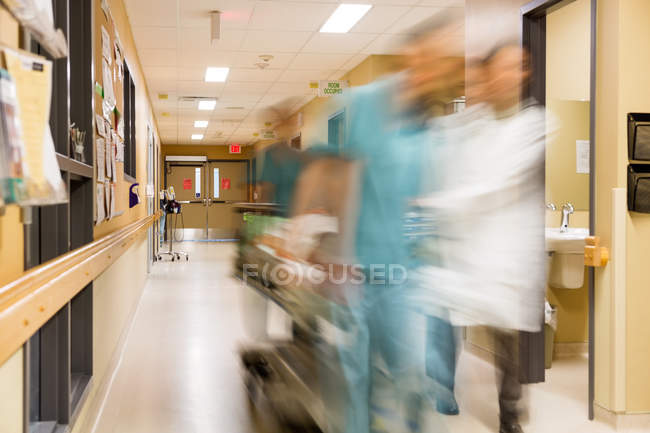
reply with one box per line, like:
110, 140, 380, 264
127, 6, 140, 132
331, 9, 465, 433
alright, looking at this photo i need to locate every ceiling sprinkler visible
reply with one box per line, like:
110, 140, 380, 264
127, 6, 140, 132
255, 54, 274, 70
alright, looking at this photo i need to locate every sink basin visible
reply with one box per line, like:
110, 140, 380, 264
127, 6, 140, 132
545, 227, 589, 289
545, 227, 589, 254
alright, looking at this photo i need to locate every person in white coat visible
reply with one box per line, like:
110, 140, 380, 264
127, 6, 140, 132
412, 43, 547, 433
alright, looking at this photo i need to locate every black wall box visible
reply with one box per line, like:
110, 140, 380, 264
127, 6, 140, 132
628, 164, 650, 213
628, 113, 650, 160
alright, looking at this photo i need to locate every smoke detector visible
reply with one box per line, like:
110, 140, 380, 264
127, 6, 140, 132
255, 54, 274, 69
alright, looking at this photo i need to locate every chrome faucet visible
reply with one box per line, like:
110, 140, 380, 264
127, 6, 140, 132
546, 203, 557, 211
560, 203, 574, 233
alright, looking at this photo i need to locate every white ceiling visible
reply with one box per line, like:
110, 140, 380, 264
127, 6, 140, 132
124, 0, 465, 146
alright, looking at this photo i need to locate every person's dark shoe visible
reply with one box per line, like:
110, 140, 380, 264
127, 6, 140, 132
436, 397, 460, 416
499, 421, 524, 433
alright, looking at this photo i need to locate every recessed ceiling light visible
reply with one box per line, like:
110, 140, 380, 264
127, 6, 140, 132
198, 99, 217, 110
205, 67, 230, 82
320, 4, 372, 33
192, 134, 204, 140
194, 120, 209, 128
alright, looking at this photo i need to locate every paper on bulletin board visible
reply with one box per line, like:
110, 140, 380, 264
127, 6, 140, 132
117, 117, 124, 139
576, 140, 590, 174
110, 183, 116, 218
111, 142, 117, 181
116, 139, 124, 162
105, 139, 112, 180
95, 114, 107, 137
96, 138, 105, 182
96, 182, 105, 223
102, 59, 116, 122
101, 0, 110, 19
101, 26, 112, 65
2, 47, 66, 204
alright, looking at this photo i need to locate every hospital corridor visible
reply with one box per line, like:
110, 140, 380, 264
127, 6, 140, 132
2, 1, 650, 433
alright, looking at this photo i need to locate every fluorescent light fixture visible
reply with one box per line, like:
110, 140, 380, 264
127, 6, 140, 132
191, 134, 204, 140
320, 4, 372, 33
194, 120, 209, 128
198, 99, 217, 110
205, 67, 230, 82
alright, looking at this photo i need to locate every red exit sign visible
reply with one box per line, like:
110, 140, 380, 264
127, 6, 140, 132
229, 144, 241, 154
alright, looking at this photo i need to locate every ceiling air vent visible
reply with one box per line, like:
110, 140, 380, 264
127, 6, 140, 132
178, 96, 217, 103
225, 106, 245, 110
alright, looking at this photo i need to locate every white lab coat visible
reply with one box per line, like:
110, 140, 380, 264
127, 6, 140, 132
412, 103, 547, 332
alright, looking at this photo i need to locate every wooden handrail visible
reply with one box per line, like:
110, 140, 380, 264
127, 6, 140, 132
0, 212, 160, 366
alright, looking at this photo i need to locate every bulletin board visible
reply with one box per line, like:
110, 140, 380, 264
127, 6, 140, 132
92, 0, 127, 224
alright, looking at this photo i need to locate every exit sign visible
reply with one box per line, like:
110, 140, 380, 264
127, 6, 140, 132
229, 144, 241, 154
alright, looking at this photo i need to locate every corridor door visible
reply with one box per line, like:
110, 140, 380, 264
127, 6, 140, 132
207, 161, 248, 239
166, 164, 206, 239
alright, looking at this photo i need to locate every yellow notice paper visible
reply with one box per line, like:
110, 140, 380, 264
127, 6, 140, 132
2, 48, 52, 186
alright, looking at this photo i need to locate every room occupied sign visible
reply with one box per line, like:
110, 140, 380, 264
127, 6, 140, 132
311, 80, 349, 97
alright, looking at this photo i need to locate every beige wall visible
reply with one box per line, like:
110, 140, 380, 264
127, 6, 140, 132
545, 100, 591, 210
0, 349, 23, 433
546, 0, 591, 102
618, 0, 650, 413
546, 0, 591, 211
71, 236, 148, 433
594, 0, 650, 414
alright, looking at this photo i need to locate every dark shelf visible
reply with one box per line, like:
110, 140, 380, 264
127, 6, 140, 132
56, 153, 93, 179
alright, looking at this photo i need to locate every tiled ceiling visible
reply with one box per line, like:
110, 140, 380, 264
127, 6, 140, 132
124, 0, 465, 146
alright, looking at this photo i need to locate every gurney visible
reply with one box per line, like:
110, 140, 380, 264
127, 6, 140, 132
234, 155, 361, 432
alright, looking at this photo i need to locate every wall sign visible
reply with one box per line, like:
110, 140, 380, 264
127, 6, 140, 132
222, 178, 231, 190
229, 144, 241, 154
314, 80, 348, 97
183, 178, 192, 190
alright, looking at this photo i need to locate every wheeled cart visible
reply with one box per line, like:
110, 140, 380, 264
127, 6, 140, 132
237, 271, 350, 433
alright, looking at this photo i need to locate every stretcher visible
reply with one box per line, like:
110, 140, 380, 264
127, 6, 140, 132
233, 155, 361, 433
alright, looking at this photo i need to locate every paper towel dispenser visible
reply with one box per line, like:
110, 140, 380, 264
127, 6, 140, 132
628, 164, 650, 213
628, 113, 650, 160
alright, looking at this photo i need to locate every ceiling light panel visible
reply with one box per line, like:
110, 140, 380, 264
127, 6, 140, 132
205, 67, 230, 82
320, 4, 372, 33
198, 99, 217, 110
194, 120, 209, 128
192, 134, 204, 140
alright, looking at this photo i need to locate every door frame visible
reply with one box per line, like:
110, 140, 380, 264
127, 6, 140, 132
521, 0, 597, 419
164, 159, 251, 239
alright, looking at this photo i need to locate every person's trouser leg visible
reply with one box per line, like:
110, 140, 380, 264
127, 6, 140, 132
369, 285, 426, 432
426, 316, 458, 414
331, 296, 371, 433
493, 328, 521, 424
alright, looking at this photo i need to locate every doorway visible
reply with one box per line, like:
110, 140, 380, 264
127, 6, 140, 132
521, 0, 596, 419
165, 160, 250, 241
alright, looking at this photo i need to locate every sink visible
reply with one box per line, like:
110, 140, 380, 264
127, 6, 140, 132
545, 227, 590, 253
545, 227, 589, 289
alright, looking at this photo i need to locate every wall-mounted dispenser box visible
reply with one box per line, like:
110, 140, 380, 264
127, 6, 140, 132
628, 165, 650, 213
628, 113, 650, 160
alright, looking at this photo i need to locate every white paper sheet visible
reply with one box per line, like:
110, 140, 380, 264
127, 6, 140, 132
116, 139, 124, 162
111, 142, 117, 181
110, 183, 116, 218
576, 140, 590, 174
96, 183, 105, 223
101, 26, 112, 64
105, 140, 112, 180
96, 138, 105, 182
95, 114, 106, 137
102, 59, 116, 122
105, 181, 111, 219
